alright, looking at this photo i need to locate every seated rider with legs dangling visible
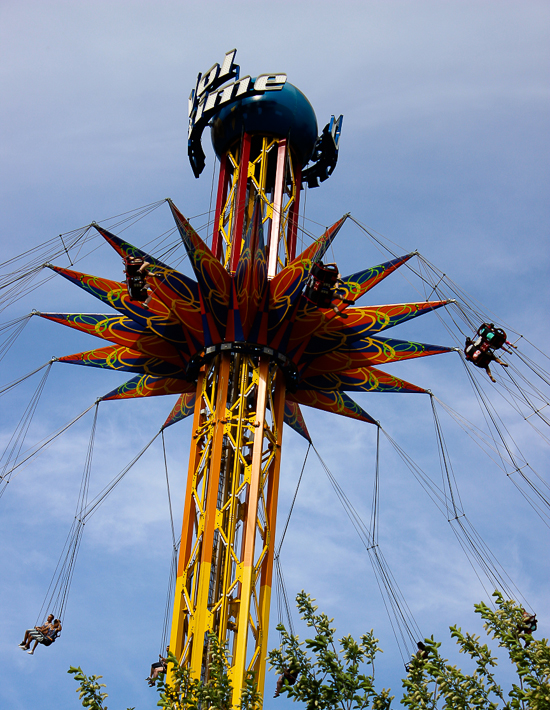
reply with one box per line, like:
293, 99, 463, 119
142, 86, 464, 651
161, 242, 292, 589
304, 261, 353, 318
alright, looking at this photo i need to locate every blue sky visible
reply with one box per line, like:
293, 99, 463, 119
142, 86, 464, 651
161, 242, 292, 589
0, 2, 548, 708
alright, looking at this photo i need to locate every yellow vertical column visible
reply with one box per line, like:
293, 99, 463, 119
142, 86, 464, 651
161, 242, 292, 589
168, 368, 205, 664
168, 354, 231, 679
256, 368, 286, 692
189, 353, 231, 675
231, 356, 271, 705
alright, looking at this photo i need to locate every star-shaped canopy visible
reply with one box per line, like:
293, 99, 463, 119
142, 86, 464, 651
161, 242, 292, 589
41, 201, 452, 440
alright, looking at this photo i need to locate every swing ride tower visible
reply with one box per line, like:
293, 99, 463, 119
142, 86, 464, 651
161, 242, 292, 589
40, 48, 455, 706
168, 51, 327, 698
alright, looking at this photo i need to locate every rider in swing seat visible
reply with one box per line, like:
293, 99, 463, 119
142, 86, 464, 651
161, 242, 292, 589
464, 337, 508, 382
304, 262, 352, 318
274, 661, 299, 698
19, 617, 62, 654
146, 646, 169, 686
124, 256, 152, 305
476, 323, 516, 351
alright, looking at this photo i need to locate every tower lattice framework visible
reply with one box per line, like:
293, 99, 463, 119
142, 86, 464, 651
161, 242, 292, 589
170, 135, 302, 700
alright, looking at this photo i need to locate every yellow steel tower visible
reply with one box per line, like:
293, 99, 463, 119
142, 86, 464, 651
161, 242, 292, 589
170, 132, 307, 701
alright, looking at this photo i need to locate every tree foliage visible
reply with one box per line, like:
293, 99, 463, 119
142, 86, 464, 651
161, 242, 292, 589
268, 590, 549, 710
69, 633, 260, 710
69, 591, 548, 709
67, 666, 134, 710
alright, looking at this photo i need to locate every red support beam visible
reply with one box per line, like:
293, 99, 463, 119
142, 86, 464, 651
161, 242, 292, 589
229, 133, 252, 273
287, 160, 302, 262
212, 153, 229, 261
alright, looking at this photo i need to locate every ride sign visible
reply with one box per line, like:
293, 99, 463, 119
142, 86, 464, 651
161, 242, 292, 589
188, 49, 287, 177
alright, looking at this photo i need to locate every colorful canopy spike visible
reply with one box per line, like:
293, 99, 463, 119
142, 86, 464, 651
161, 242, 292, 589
163, 392, 197, 429
45, 202, 452, 427
101, 374, 194, 401
283, 401, 312, 442
287, 390, 377, 425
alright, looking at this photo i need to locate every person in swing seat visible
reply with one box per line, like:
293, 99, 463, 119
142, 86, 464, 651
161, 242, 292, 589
146, 646, 169, 686
405, 641, 428, 671
464, 337, 508, 382
476, 323, 517, 352
19, 614, 53, 650
518, 610, 537, 646
19, 616, 62, 654
274, 662, 299, 698
304, 261, 352, 318
124, 256, 152, 305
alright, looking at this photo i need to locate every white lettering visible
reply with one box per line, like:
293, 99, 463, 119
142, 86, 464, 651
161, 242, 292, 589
254, 74, 287, 92
204, 90, 219, 113
197, 64, 220, 98
234, 76, 251, 97
219, 49, 237, 80
218, 82, 235, 106
194, 99, 205, 124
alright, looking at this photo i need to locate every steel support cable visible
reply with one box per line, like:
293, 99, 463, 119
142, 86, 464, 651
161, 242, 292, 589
380, 426, 529, 610
0, 200, 164, 305
0, 200, 162, 274
0, 400, 97, 493
0, 265, 46, 293
161, 430, 177, 550
274, 556, 294, 645
56, 403, 99, 620
0, 313, 32, 361
159, 429, 179, 654
0, 359, 52, 397
431, 394, 537, 474
496, 364, 550, 420
416, 253, 546, 380
429, 397, 524, 602
274, 555, 295, 638
96, 199, 167, 235
446, 521, 493, 602
275, 558, 284, 643
459, 358, 550, 524
501, 366, 550, 427
459, 353, 535, 475
0, 271, 56, 314
430, 396, 464, 519
379, 430, 450, 516
275, 443, 311, 556
348, 217, 441, 304
267, 442, 312, 640
311, 444, 421, 662
416, 253, 519, 338
80, 432, 160, 521
161, 549, 178, 654
417, 258, 487, 329
456, 515, 527, 606
272, 443, 311, 640
36, 403, 99, 624
370, 427, 381, 546
0, 362, 53, 497
38, 423, 163, 630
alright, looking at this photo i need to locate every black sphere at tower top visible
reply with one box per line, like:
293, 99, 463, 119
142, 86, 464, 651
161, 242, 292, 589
210, 81, 318, 165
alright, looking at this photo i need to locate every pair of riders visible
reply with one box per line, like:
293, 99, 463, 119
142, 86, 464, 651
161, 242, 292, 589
464, 322, 516, 382
304, 261, 353, 318
19, 614, 62, 655
124, 256, 153, 304
518, 610, 537, 647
